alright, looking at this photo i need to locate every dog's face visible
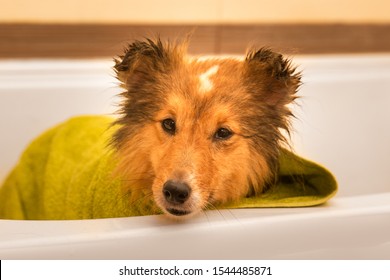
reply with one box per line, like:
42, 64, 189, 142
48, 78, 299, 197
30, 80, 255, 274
113, 38, 300, 217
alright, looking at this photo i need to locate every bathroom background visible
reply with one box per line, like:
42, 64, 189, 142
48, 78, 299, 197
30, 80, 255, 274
1, 0, 389, 57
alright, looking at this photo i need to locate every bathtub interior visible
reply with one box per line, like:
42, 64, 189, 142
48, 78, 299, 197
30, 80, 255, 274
0, 55, 389, 259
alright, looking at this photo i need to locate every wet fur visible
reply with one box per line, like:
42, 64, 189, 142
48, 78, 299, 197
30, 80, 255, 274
112, 38, 301, 217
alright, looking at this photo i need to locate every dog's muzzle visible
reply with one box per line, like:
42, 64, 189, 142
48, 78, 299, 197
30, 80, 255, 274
162, 180, 192, 216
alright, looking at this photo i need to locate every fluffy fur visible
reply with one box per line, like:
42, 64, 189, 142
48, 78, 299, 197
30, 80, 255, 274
112, 38, 301, 217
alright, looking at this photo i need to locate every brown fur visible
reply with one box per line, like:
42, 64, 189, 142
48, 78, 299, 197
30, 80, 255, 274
112, 38, 301, 217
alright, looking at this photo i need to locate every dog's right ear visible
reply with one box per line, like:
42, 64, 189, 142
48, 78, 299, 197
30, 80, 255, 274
244, 48, 301, 108
114, 38, 183, 90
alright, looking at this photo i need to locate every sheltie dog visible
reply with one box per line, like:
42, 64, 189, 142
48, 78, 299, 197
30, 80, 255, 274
112, 38, 301, 217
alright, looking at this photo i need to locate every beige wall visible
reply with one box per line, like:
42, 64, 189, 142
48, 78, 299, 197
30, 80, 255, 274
2, 0, 390, 24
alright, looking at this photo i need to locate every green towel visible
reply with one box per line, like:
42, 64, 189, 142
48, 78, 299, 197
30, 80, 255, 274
0, 116, 337, 220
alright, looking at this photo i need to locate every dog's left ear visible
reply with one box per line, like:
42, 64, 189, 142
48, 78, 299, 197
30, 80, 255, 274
114, 38, 183, 90
244, 48, 301, 107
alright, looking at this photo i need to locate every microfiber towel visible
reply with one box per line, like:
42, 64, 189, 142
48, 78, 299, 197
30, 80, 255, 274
0, 116, 337, 220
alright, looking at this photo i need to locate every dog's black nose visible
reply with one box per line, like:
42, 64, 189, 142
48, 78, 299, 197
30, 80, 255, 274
163, 180, 191, 204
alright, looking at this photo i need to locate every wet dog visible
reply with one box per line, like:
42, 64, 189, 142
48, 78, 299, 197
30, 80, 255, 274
113, 38, 301, 217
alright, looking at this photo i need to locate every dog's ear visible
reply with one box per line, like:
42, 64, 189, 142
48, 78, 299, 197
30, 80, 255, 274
244, 48, 301, 107
114, 38, 182, 90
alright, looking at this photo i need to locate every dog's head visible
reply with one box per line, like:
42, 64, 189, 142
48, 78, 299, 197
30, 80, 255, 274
113, 38, 301, 217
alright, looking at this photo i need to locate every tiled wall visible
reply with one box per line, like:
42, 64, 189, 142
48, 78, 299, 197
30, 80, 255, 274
1, 24, 390, 58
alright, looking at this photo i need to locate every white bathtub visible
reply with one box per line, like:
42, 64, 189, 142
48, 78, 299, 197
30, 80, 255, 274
0, 55, 389, 259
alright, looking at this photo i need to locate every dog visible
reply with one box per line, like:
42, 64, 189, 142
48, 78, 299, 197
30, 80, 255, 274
112, 38, 301, 218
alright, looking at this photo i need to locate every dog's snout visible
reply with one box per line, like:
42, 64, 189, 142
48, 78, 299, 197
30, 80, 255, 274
163, 180, 191, 204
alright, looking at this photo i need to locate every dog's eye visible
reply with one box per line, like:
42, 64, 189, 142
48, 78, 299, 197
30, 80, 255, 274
214, 127, 233, 140
161, 118, 176, 135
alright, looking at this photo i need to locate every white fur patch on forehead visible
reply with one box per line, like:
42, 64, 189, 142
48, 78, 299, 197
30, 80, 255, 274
198, 65, 219, 93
